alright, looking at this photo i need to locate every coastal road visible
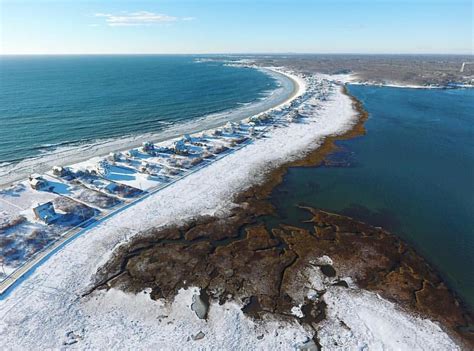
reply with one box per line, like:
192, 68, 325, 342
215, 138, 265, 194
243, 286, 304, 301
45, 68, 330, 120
0, 67, 303, 297
0, 134, 264, 297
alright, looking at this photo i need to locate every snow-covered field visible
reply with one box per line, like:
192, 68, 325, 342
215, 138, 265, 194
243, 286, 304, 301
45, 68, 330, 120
0, 70, 460, 350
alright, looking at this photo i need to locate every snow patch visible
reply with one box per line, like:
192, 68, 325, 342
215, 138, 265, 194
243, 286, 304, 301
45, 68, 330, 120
318, 287, 459, 350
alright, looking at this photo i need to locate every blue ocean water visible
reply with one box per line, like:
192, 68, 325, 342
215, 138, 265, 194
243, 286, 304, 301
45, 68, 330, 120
270, 85, 474, 308
0, 55, 278, 164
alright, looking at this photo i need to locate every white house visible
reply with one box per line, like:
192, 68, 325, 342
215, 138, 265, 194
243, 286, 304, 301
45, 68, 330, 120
33, 202, 58, 224
52, 166, 68, 177
173, 140, 189, 155
107, 152, 120, 162
29, 174, 47, 190
96, 160, 110, 176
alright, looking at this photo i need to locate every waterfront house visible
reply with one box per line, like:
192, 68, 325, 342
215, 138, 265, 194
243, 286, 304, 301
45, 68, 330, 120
52, 166, 67, 177
33, 202, 58, 224
223, 122, 235, 134
29, 174, 47, 190
142, 142, 154, 153
248, 116, 261, 125
96, 160, 110, 176
108, 152, 120, 162
173, 140, 189, 155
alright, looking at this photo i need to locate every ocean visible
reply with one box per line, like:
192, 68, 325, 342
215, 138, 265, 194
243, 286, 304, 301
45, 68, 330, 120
269, 85, 474, 309
0, 55, 293, 184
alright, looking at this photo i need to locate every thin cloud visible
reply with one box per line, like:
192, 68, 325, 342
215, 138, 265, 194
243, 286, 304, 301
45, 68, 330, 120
94, 11, 180, 27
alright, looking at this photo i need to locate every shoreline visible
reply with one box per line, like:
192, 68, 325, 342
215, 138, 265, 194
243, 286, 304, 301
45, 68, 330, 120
0, 72, 363, 349
263, 88, 474, 347
1, 70, 470, 349
0, 66, 299, 187
350, 81, 474, 89
345, 78, 474, 90
0, 66, 305, 295
262, 87, 474, 347
88, 86, 472, 348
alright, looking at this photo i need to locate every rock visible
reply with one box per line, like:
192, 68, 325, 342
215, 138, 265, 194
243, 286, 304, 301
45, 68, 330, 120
192, 331, 205, 341
191, 290, 209, 320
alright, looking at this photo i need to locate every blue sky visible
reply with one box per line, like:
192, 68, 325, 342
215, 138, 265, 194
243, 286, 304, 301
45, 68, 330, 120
1, 0, 472, 55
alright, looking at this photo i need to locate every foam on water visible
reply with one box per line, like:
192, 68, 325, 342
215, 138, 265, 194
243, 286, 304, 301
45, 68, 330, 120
0, 58, 294, 185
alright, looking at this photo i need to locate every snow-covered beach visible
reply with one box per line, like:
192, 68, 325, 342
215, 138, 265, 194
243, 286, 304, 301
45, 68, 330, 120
0, 67, 304, 289
0, 68, 463, 349
0, 67, 296, 187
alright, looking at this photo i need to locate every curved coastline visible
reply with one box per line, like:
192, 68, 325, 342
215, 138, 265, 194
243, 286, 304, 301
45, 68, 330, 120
0, 66, 298, 187
0, 71, 354, 348
0, 66, 303, 296
1, 69, 469, 349
92, 86, 473, 348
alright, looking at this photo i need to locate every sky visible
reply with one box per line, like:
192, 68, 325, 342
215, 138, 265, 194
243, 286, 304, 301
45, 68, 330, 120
0, 0, 472, 55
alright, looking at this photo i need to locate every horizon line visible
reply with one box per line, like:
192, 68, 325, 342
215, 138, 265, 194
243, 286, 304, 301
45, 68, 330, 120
1, 52, 473, 57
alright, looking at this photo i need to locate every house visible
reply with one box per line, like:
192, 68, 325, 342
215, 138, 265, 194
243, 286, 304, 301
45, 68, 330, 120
107, 152, 120, 162
29, 174, 47, 190
139, 161, 150, 174
248, 116, 261, 125
141, 141, 154, 153
52, 166, 67, 177
173, 140, 189, 155
33, 202, 58, 224
96, 160, 110, 176
223, 122, 235, 134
